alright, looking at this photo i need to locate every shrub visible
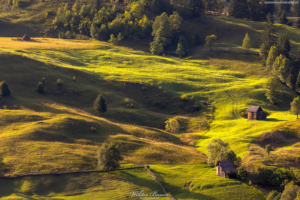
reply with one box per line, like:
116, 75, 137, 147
236, 167, 248, 181
266, 190, 281, 200
265, 144, 271, 156
57, 79, 64, 87
0, 81, 11, 97
97, 142, 123, 172
165, 118, 180, 134
36, 82, 44, 94
94, 94, 107, 114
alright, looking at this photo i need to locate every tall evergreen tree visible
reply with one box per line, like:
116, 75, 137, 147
150, 32, 164, 54
190, 0, 205, 17
94, 94, 107, 114
278, 57, 292, 82
286, 65, 297, 90
279, 10, 288, 24
291, 97, 300, 119
242, 33, 251, 49
228, 0, 249, 19
266, 12, 274, 24
277, 34, 290, 58
0, 81, 10, 97
260, 0, 275, 21
175, 42, 185, 58
265, 77, 282, 105
260, 18, 277, 66
152, 12, 173, 46
273, 54, 285, 76
295, 71, 300, 92
266, 45, 278, 71
248, 0, 261, 21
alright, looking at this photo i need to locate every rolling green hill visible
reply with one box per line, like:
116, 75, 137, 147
1, 2, 300, 198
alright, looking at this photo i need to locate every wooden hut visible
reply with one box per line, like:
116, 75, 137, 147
246, 106, 267, 120
22, 34, 30, 41
216, 161, 236, 178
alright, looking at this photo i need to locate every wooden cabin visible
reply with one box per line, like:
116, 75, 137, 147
22, 34, 30, 41
216, 161, 236, 178
246, 106, 267, 120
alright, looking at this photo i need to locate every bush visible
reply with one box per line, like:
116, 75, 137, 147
57, 79, 64, 87
165, 118, 180, 134
94, 94, 107, 114
0, 81, 11, 97
97, 142, 123, 172
236, 167, 248, 181
36, 82, 44, 94
266, 190, 281, 200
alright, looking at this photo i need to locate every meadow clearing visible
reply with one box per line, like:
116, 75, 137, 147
0, 14, 300, 199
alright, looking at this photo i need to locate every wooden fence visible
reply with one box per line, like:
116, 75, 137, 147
0, 164, 144, 179
144, 165, 176, 200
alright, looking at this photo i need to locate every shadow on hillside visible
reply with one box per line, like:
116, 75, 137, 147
265, 118, 285, 122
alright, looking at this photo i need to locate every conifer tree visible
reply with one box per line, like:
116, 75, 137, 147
228, 0, 249, 19
272, 54, 285, 76
37, 82, 44, 94
175, 42, 185, 58
295, 71, 300, 92
265, 77, 282, 105
109, 34, 117, 45
266, 46, 278, 71
279, 10, 288, 24
152, 12, 173, 46
0, 81, 10, 97
291, 97, 300, 119
278, 57, 292, 82
242, 33, 251, 49
94, 94, 107, 114
248, 0, 261, 21
277, 34, 290, 58
150, 32, 164, 54
260, 1, 275, 21
260, 18, 277, 66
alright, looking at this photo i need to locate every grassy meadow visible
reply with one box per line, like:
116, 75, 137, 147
1, 9, 300, 199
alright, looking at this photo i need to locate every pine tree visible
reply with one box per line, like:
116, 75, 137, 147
286, 68, 296, 90
265, 77, 282, 105
0, 81, 10, 97
248, 0, 261, 21
295, 71, 300, 92
117, 32, 123, 42
242, 33, 251, 49
152, 12, 173, 46
228, 0, 249, 19
266, 12, 274, 24
190, 0, 205, 17
175, 42, 185, 58
94, 94, 107, 114
98, 24, 108, 40
279, 10, 288, 24
150, 32, 164, 54
260, 0, 275, 21
37, 82, 44, 94
260, 19, 277, 66
291, 97, 300, 119
278, 57, 292, 82
277, 33, 290, 58
266, 45, 278, 70
272, 54, 285, 76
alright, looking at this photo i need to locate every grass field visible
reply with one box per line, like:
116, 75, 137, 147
1, 8, 300, 198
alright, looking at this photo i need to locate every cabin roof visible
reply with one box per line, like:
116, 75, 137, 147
246, 106, 262, 112
216, 161, 235, 173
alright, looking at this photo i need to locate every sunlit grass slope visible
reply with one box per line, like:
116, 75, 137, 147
150, 164, 265, 200
0, 169, 168, 200
0, 52, 207, 175
4, 39, 298, 159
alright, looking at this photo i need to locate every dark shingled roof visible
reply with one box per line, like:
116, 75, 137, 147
22, 34, 30, 41
246, 106, 262, 112
216, 161, 235, 173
